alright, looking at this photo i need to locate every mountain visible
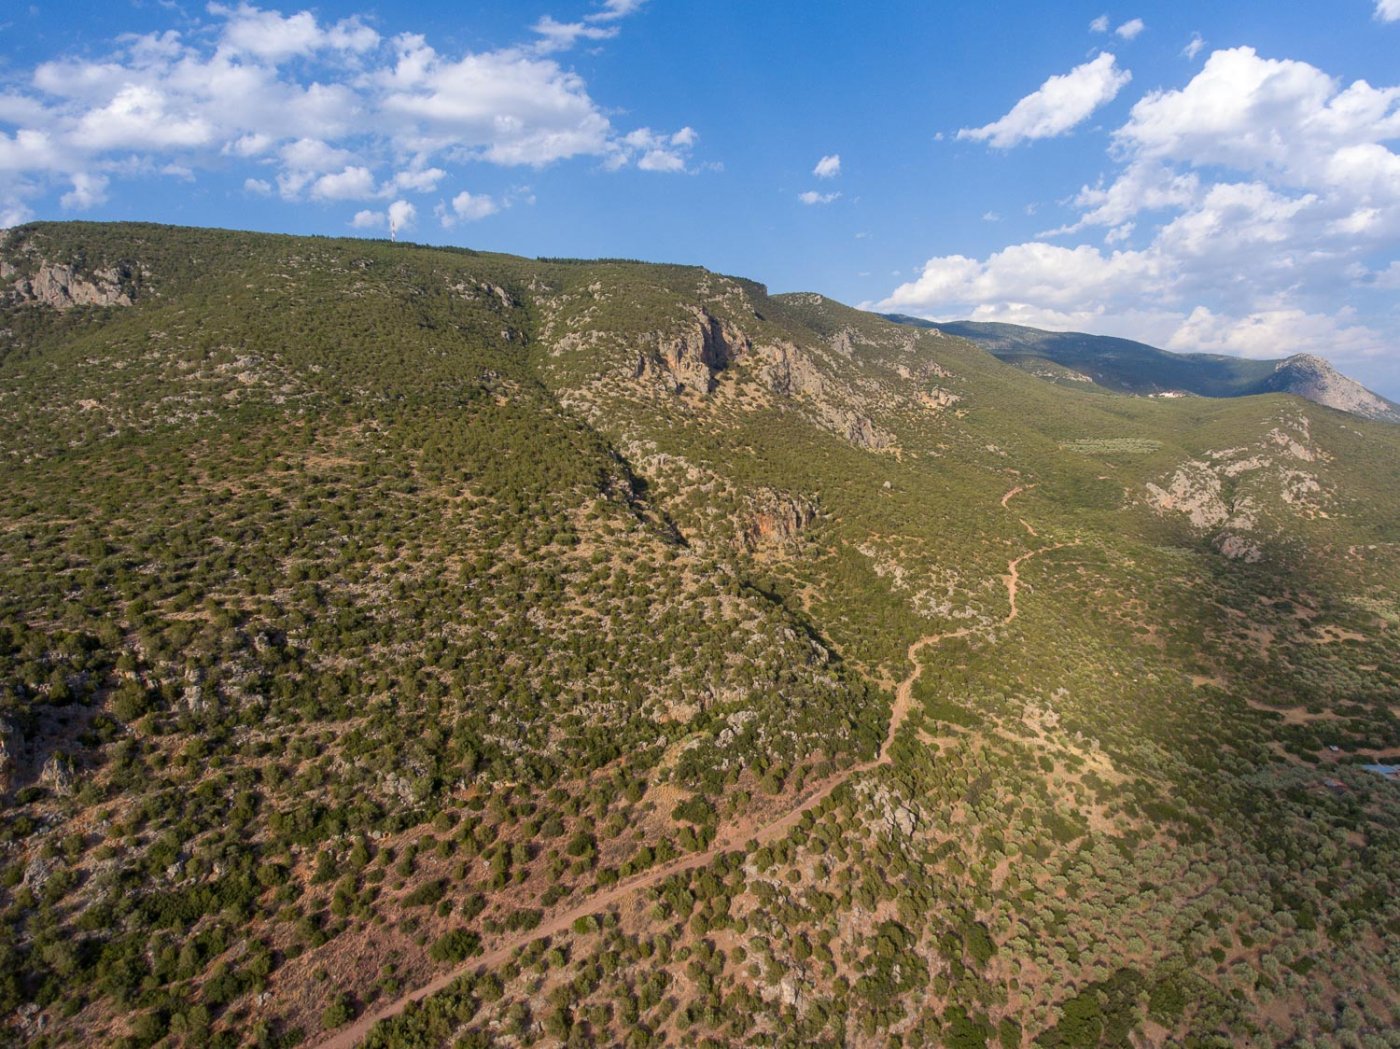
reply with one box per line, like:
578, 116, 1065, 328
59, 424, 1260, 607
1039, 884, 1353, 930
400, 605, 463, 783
883, 316, 1400, 423
1, 223, 1398, 1049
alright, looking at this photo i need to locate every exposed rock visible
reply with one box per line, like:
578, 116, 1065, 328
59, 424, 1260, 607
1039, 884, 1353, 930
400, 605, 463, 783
828, 328, 858, 357
0, 716, 19, 795
636, 307, 750, 393
919, 386, 962, 411
739, 488, 819, 554
778, 977, 803, 1010
758, 341, 825, 398
838, 410, 892, 451
7, 261, 138, 309
1216, 534, 1263, 562
40, 751, 75, 797
1259, 354, 1400, 424
1145, 462, 1229, 529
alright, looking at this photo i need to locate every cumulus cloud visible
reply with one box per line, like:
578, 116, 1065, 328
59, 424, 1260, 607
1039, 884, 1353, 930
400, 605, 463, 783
611, 127, 698, 172
60, 172, 108, 210
0, 1, 696, 222
440, 189, 499, 225
877, 45, 1400, 376
1169, 306, 1384, 359
1090, 15, 1110, 33
1377, 0, 1400, 22
387, 198, 415, 232
1117, 48, 1400, 191
309, 165, 376, 200
957, 53, 1131, 148
213, 4, 380, 60
799, 190, 840, 205
1183, 33, 1205, 61
813, 153, 841, 178
1115, 19, 1145, 40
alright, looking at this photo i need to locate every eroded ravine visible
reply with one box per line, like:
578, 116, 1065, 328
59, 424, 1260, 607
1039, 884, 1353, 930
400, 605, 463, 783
319, 488, 1069, 1048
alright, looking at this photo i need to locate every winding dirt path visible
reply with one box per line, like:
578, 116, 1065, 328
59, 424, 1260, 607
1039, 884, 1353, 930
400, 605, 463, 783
1001, 482, 1039, 537
318, 491, 1070, 1048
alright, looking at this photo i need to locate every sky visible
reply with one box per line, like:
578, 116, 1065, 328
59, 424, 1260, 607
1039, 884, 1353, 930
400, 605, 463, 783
2, 1, 1400, 396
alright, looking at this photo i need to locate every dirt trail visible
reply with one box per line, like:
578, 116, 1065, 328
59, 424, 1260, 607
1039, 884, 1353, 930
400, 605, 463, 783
1001, 482, 1039, 537
318, 490, 1069, 1049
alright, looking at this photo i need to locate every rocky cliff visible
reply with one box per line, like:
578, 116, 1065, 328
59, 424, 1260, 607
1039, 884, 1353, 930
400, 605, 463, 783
1258, 354, 1400, 424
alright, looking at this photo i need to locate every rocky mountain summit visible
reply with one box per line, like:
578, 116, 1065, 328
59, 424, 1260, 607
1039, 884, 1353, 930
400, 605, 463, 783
1257, 353, 1400, 423
887, 316, 1399, 423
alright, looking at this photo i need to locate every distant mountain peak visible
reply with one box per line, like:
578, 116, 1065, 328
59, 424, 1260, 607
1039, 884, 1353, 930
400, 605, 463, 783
1264, 353, 1400, 423
884, 316, 1400, 424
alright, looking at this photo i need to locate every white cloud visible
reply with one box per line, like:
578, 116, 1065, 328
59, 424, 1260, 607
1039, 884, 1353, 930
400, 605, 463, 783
531, 16, 617, 54
244, 177, 272, 194
813, 153, 841, 178
442, 189, 498, 224
613, 126, 697, 172
1372, 261, 1400, 288
351, 208, 384, 228
878, 45, 1400, 377
310, 165, 376, 200
957, 53, 1131, 148
1090, 14, 1110, 32
0, 204, 33, 228
1048, 161, 1199, 234
1182, 33, 1205, 61
0, 3, 698, 218
1115, 18, 1145, 41
214, 4, 380, 60
387, 198, 415, 232
385, 166, 446, 194
380, 43, 617, 166
588, 0, 646, 21
60, 172, 108, 209
799, 190, 840, 205
1117, 48, 1400, 190
1377, 0, 1400, 22
1169, 305, 1384, 359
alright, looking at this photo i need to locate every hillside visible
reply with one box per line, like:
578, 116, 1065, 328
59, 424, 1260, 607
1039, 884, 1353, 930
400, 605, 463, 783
884, 316, 1400, 423
1, 223, 1398, 1049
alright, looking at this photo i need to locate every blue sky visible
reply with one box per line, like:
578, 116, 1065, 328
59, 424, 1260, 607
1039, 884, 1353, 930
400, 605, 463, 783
3, 1, 1400, 395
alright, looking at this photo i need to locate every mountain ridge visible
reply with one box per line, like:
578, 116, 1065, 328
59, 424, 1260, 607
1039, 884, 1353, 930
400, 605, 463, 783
881, 315, 1400, 423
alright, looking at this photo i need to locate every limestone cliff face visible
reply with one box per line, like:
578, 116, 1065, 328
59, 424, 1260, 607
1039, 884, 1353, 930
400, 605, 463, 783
636, 307, 751, 393
2, 260, 139, 309
1259, 354, 1400, 424
739, 488, 819, 554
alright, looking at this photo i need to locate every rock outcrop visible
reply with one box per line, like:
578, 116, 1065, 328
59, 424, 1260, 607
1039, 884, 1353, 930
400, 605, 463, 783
3, 260, 139, 309
1259, 354, 1400, 424
636, 307, 751, 394
739, 488, 819, 554
0, 716, 19, 796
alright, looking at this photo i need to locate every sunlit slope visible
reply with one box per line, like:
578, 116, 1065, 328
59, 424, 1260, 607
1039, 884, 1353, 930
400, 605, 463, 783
0, 223, 1396, 1048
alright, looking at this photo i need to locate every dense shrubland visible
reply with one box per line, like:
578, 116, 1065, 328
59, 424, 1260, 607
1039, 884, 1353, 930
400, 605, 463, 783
1, 223, 1397, 1047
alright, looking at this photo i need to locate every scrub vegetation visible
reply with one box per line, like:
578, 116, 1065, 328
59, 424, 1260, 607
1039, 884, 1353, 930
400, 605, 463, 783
1, 223, 1397, 1048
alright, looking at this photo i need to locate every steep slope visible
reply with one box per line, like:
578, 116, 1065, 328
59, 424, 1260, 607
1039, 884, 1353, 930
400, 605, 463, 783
885, 316, 1400, 423
1, 224, 1398, 1049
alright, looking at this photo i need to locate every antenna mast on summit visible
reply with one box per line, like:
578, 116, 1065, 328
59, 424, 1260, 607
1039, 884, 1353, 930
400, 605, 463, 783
389, 217, 397, 243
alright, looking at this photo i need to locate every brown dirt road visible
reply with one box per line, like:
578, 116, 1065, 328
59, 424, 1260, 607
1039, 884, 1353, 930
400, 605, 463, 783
317, 491, 1071, 1048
